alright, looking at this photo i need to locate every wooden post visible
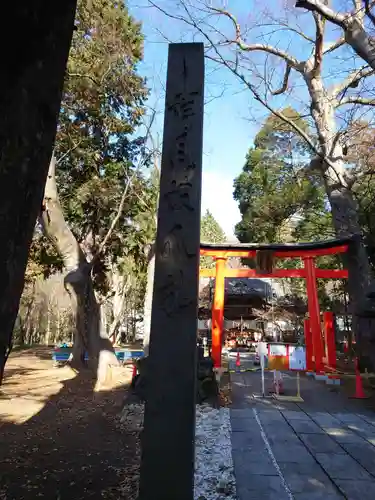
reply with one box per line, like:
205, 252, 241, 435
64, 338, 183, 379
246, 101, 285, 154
211, 257, 226, 368
324, 311, 336, 370
138, 43, 204, 500
304, 257, 324, 373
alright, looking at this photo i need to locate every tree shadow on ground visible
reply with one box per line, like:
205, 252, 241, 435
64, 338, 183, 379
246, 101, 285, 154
11, 345, 54, 360
0, 363, 140, 500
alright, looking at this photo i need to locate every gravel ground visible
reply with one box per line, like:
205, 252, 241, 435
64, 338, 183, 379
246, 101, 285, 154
2, 349, 236, 499
120, 403, 236, 500
194, 404, 236, 500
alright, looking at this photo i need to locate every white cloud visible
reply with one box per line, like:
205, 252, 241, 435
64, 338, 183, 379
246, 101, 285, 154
201, 170, 241, 239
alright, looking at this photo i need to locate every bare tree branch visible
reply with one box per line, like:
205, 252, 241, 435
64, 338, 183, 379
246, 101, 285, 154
91, 108, 158, 262
330, 66, 374, 98
95, 176, 132, 259
271, 63, 292, 95
67, 72, 101, 86
296, 0, 375, 69
56, 139, 83, 165
149, 0, 375, 193
295, 0, 346, 26
336, 96, 375, 107
263, 18, 315, 43
278, 24, 315, 43
312, 11, 325, 74
172, 7, 319, 159
161, 0, 355, 175
353, 0, 365, 24
209, 5, 302, 69
365, 0, 375, 26
323, 36, 345, 55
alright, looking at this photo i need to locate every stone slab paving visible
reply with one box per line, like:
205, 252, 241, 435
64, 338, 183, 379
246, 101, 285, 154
230, 371, 375, 499
313, 452, 372, 480
299, 433, 346, 455
334, 479, 375, 500
287, 419, 325, 435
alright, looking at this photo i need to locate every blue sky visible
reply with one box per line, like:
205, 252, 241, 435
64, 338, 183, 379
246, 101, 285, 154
128, 0, 370, 237
129, 0, 261, 237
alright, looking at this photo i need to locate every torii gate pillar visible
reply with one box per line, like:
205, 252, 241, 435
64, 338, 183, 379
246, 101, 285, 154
211, 257, 226, 368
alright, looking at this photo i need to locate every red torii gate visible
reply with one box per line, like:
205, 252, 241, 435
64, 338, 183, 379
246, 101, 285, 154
199, 238, 352, 374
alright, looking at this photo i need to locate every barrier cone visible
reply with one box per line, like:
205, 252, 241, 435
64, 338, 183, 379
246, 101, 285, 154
235, 351, 241, 371
350, 358, 369, 399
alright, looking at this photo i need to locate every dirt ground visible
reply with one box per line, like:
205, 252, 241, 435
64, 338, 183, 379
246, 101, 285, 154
0, 347, 140, 500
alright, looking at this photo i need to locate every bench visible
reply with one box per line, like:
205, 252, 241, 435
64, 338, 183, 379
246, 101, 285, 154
52, 348, 144, 364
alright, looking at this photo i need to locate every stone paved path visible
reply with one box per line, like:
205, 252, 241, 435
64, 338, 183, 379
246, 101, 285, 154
230, 371, 375, 499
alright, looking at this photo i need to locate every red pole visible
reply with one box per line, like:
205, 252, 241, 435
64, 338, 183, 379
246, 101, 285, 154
211, 257, 226, 368
324, 311, 336, 370
304, 318, 313, 372
304, 257, 324, 374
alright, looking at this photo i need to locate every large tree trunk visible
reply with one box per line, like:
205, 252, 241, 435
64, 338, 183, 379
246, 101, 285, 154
0, 2, 77, 384
46, 308, 51, 346
41, 157, 118, 383
142, 244, 155, 356
324, 178, 375, 368
56, 309, 61, 342
305, 64, 375, 369
108, 269, 127, 343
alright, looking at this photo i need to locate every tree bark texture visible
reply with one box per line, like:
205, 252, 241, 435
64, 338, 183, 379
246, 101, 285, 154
142, 244, 155, 356
42, 158, 118, 383
108, 269, 127, 343
304, 61, 375, 368
0, 1, 78, 384
296, 0, 375, 70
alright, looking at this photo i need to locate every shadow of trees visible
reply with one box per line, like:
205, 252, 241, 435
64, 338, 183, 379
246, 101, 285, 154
0, 365, 139, 499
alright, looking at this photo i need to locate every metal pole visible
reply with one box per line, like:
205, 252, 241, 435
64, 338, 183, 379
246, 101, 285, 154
261, 354, 265, 397
297, 372, 301, 398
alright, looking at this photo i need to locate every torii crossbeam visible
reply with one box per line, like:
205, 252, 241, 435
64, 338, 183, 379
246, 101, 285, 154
200, 238, 353, 373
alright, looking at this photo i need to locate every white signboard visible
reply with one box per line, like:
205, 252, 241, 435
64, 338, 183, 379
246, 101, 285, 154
289, 346, 306, 371
257, 341, 268, 357
269, 344, 287, 357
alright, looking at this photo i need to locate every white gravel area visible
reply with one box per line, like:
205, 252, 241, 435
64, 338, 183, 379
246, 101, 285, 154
119, 402, 236, 499
194, 404, 236, 500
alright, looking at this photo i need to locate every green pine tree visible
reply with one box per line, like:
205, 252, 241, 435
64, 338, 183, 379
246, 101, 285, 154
234, 107, 324, 244
200, 209, 226, 269
233, 108, 342, 305
29, 0, 155, 381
